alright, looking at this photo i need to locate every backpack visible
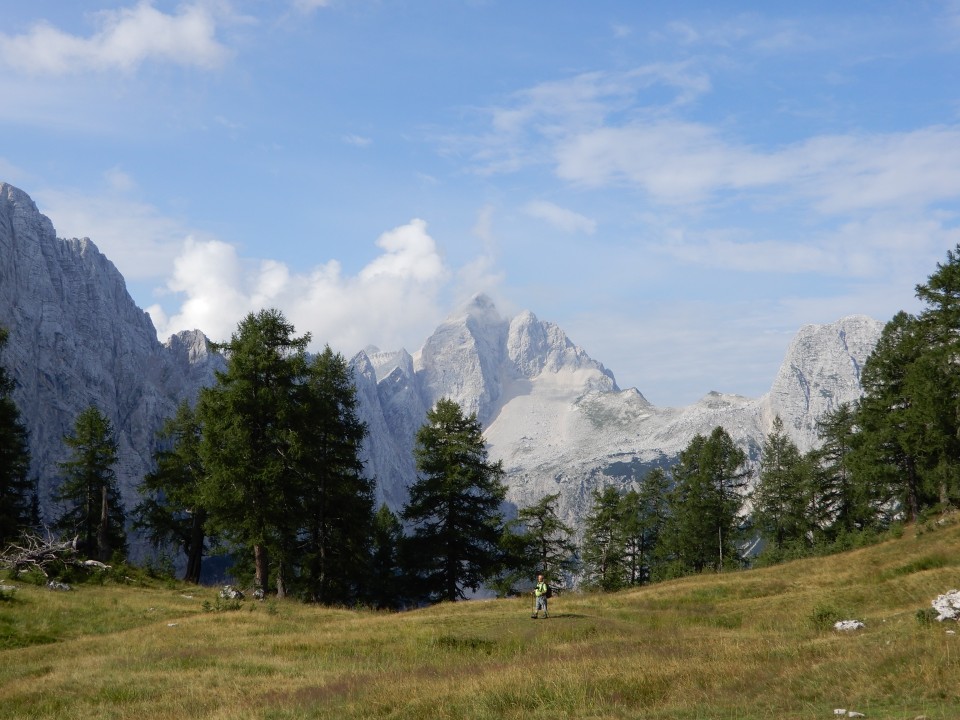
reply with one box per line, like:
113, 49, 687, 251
544, 584, 553, 599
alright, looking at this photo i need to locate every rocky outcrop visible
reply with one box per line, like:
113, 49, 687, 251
762, 315, 883, 451
0, 183, 218, 532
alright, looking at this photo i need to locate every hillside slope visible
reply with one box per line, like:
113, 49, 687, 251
2, 517, 959, 719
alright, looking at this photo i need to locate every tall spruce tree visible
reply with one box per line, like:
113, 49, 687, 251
0, 326, 34, 546
580, 485, 628, 591
401, 398, 507, 602
752, 416, 812, 552
498, 492, 577, 593
913, 244, 960, 507
295, 346, 373, 604
811, 401, 869, 538
134, 401, 208, 583
853, 311, 931, 524
53, 406, 127, 561
621, 467, 670, 585
197, 309, 311, 597
661, 427, 748, 575
369, 503, 404, 609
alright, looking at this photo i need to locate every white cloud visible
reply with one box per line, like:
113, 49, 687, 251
150, 219, 458, 356
0, 2, 231, 75
37, 185, 190, 281
524, 200, 596, 235
554, 121, 960, 213
444, 64, 712, 175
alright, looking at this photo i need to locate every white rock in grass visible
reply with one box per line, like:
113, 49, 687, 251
833, 620, 865, 631
932, 590, 960, 621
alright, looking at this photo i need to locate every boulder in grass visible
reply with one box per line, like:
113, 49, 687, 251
833, 620, 865, 631
932, 590, 960, 622
219, 585, 244, 601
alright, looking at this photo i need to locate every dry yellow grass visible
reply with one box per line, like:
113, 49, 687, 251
3, 517, 960, 719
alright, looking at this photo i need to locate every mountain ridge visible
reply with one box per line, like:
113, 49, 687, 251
0, 181, 883, 541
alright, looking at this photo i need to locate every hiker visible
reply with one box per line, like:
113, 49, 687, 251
531, 573, 549, 618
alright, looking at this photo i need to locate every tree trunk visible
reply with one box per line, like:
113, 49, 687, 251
184, 509, 206, 584
276, 563, 287, 599
97, 485, 110, 563
254, 543, 268, 596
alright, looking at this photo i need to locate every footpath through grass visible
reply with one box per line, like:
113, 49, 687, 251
3, 518, 960, 719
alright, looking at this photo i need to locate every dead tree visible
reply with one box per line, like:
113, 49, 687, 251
0, 532, 109, 577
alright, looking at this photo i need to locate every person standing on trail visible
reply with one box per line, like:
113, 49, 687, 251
531, 574, 549, 619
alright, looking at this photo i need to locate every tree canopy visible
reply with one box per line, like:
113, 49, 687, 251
402, 398, 507, 602
52, 405, 127, 562
0, 326, 34, 546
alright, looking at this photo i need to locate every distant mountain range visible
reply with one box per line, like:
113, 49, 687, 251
0, 182, 884, 550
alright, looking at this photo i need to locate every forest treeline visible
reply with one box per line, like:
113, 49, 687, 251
2, 245, 960, 605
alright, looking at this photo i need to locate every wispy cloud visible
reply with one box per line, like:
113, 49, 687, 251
37, 182, 191, 281
442, 63, 712, 175
292, 0, 334, 13
0, 1, 232, 75
555, 122, 960, 213
343, 134, 373, 147
524, 200, 596, 235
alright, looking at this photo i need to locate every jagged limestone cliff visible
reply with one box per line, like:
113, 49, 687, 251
0, 181, 883, 541
0, 183, 220, 533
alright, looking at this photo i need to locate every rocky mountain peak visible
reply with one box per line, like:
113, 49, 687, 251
0, 183, 218, 541
0, 181, 888, 548
762, 314, 883, 451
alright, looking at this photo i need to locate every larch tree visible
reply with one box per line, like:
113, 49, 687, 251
499, 492, 578, 593
402, 398, 507, 603
0, 326, 34, 546
197, 308, 311, 597
52, 406, 127, 562
580, 485, 628, 591
752, 416, 812, 552
295, 346, 373, 604
661, 427, 749, 575
134, 401, 208, 583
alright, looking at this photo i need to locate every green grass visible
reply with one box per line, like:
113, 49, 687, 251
4, 518, 960, 718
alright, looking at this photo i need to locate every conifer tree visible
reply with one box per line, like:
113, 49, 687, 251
853, 311, 930, 524
402, 398, 506, 602
369, 503, 404, 608
0, 326, 34, 546
134, 401, 208, 583
811, 402, 868, 538
197, 309, 311, 597
580, 485, 628, 591
498, 492, 578, 593
660, 427, 748, 574
752, 416, 812, 552
912, 244, 960, 507
53, 406, 127, 561
621, 467, 670, 584
296, 346, 373, 604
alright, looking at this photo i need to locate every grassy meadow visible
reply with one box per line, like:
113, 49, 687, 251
3, 518, 960, 719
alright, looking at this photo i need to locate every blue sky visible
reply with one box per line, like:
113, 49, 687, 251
1, 1, 958, 406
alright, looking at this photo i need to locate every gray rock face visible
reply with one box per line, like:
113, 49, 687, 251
761, 315, 883, 451
0, 183, 219, 538
360, 294, 881, 532
0, 181, 884, 541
